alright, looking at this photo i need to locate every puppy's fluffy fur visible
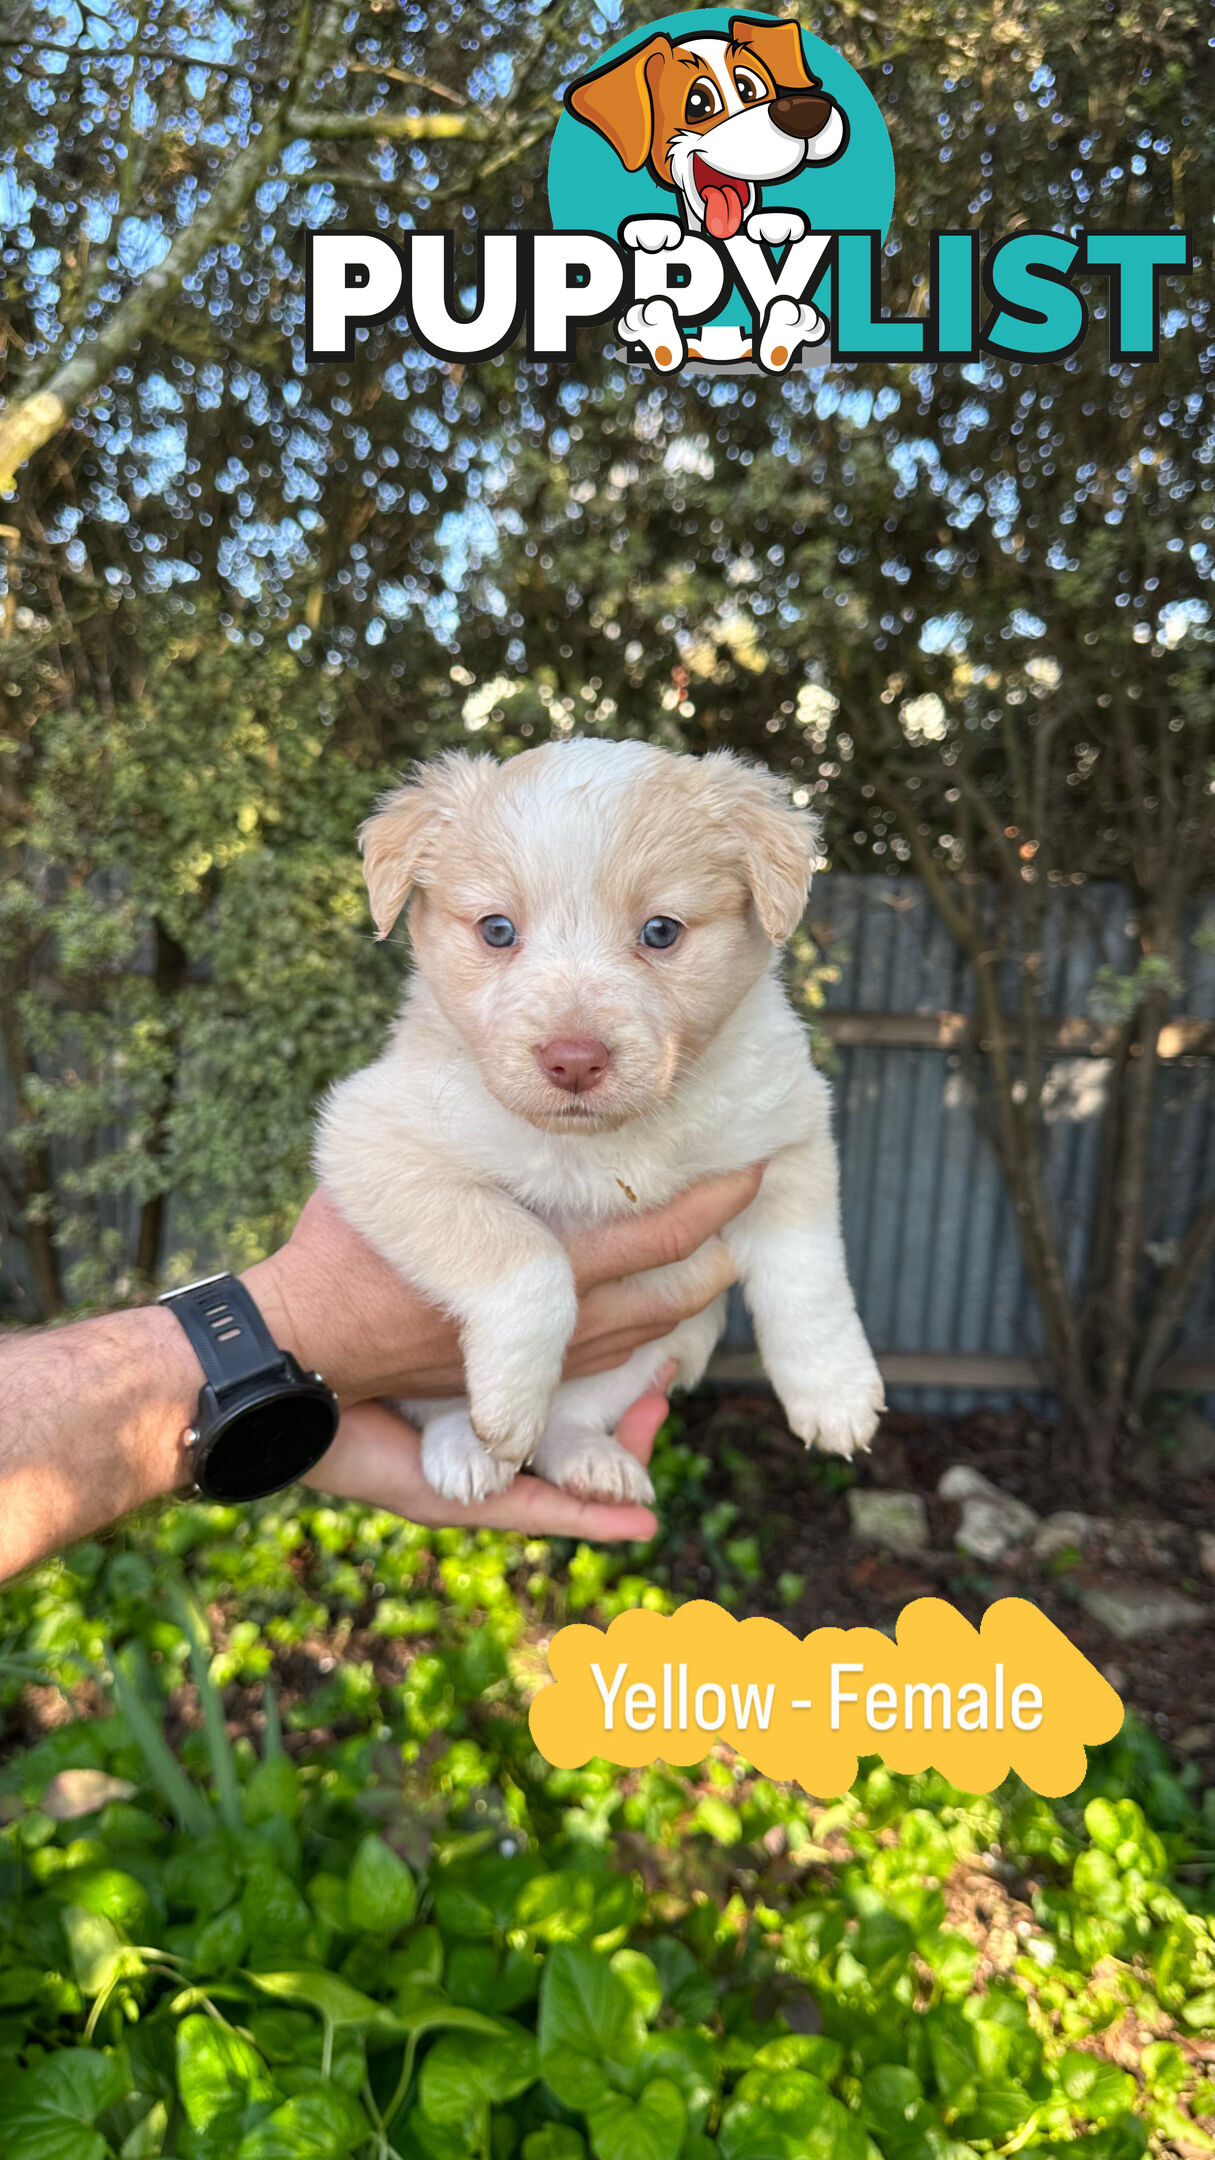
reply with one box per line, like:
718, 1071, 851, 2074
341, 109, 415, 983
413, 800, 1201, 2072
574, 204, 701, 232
316, 739, 883, 1504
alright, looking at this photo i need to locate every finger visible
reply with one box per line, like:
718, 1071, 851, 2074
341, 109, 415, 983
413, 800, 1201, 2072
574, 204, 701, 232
307, 1401, 658, 1541
564, 1328, 674, 1377
468, 1478, 658, 1542
567, 1166, 763, 1292
615, 1370, 677, 1466
568, 1237, 736, 1347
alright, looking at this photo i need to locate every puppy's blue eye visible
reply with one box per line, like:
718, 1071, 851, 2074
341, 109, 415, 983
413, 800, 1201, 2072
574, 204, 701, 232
479, 915, 518, 948
641, 916, 683, 950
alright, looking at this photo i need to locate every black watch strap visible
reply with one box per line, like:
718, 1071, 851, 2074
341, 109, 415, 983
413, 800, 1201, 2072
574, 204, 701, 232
159, 1273, 288, 1394
159, 1271, 339, 1502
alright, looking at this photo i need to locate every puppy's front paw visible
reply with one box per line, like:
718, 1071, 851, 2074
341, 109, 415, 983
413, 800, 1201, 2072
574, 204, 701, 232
621, 216, 685, 252
780, 1357, 886, 1459
422, 1413, 518, 1505
531, 1429, 655, 1507
758, 295, 826, 373
744, 208, 808, 248
616, 298, 685, 372
461, 1255, 577, 1471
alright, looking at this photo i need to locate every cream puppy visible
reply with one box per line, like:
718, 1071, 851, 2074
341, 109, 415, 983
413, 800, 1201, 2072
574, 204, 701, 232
316, 739, 884, 1506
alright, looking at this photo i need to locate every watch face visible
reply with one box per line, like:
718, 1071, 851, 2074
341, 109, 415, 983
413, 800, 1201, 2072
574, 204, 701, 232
198, 1390, 338, 1501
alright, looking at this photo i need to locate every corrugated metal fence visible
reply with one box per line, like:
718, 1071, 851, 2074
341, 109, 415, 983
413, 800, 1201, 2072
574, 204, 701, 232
721, 873, 1215, 1411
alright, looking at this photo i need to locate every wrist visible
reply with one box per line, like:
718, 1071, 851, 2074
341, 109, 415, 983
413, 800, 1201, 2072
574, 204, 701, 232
240, 1248, 358, 1405
121, 1303, 206, 1504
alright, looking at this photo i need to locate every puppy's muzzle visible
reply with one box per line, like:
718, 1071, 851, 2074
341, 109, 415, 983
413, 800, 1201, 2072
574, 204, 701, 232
537, 1036, 612, 1094
771, 92, 836, 140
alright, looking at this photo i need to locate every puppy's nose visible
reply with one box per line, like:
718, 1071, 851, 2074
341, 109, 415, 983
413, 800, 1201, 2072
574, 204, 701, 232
538, 1037, 611, 1093
771, 91, 835, 139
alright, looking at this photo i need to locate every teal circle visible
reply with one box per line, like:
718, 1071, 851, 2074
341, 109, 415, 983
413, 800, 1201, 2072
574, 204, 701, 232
548, 9, 894, 333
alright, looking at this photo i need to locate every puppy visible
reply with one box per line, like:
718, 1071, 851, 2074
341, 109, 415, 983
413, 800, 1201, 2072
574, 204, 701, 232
316, 740, 884, 1507
568, 16, 847, 369
568, 17, 846, 241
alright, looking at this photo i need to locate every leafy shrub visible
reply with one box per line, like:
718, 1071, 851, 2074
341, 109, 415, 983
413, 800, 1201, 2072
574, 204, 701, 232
0, 1493, 1213, 2158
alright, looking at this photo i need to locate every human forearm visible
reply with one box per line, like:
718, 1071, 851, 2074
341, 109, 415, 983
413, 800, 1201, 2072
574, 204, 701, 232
0, 1167, 760, 1582
0, 1304, 201, 1580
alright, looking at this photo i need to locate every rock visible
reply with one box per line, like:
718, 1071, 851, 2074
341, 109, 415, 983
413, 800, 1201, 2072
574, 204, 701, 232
955, 1499, 1040, 1563
938, 1464, 1001, 1502
1078, 1585, 1208, 1642
1100, 1516, 1183, 1570
1171, 1408, 1215, 1479
1176, 1725, 1214, 1754
847, 1488, 929, 1555
938, 1464, 1039, 1563
1198, 1530, 1215, 1582
1033, 1511, 1095, 1560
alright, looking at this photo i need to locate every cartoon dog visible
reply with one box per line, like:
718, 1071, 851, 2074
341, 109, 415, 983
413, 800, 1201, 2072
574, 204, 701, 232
567, 15, 847, 370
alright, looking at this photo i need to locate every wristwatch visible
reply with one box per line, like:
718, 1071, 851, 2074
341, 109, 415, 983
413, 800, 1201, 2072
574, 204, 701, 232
159, 1273, 340, 1501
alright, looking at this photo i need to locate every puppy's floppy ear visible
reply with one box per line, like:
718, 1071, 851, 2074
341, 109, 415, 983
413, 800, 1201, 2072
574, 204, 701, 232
566, 34, 671, 172
728, 15, 819, 92
359, 751, 487, 939
697, 751, 821, 942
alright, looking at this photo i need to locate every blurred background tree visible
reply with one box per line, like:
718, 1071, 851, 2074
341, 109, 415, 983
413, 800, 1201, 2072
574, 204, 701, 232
0, 0, 1211, 1490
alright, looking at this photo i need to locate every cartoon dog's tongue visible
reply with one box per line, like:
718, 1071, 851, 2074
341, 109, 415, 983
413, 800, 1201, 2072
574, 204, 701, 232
693, 157, 749, 240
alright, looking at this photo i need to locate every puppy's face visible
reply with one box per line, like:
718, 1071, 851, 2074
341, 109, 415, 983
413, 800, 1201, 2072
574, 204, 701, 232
567, 17, 845, 239
361, 742, 818, 1134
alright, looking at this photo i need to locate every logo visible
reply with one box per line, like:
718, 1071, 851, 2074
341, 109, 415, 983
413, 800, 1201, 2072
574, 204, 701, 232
304, 10, 1191, 375
548, 10, 891, 372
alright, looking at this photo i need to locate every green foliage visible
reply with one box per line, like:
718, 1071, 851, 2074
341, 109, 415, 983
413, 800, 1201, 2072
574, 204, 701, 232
0, 1498, 1213, 2159
4, 608, 401, 1300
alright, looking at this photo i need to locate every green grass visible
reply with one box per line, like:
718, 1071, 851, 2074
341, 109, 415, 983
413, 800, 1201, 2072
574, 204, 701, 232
0, 1442, 1212, 2160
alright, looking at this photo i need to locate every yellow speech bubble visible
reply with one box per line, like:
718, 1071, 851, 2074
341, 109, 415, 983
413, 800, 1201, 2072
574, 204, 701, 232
529, 1596, 1123, 1797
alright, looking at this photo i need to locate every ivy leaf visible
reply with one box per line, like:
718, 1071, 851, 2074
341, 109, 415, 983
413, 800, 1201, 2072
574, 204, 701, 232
860, 2064, 925, 2142
234, 2085, 367, 2160
346, 1834, 418, 1936
445, 1941, 539, 2015
192, 1904, 248, 1977
0, 2048, 125, 2160
394, 1979, 507, 2043
247, 1968, 405, 2037
391, 1927, 445, 1988
719, 2068, 867, 2160
176, 2014, 274, 2134
647, 1938, 716, 2025
587, 2077, 687, 2160
240, 1864, 312, 1962
522, 2132, 588, 2160
54, 1867, 151, 1936
419, 2019, 538, 2126
638, 2030, 719, 2134
1059, 2052, 1138, 2123
61, 1905, 127, 1996
538, 1944, 645, 2111
610, 1950, 662, 2025
243, 1754, 301, 1828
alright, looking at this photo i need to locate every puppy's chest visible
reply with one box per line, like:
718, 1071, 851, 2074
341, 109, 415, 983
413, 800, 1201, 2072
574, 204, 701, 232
496, 1091, 805, 1232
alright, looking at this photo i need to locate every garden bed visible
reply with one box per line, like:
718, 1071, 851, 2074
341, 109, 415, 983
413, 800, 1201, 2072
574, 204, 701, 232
0, 1397, 1213, 2159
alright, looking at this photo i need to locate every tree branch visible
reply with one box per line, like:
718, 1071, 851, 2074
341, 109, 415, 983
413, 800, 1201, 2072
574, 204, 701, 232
285, 108, 492, 142
0, 3, 347, 491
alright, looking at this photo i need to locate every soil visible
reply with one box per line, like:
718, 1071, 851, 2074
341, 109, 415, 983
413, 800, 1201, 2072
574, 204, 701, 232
665, 1390, 1215, 1787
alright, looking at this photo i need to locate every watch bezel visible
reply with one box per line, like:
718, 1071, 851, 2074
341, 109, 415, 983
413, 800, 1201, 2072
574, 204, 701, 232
189, 1356, 340, 1501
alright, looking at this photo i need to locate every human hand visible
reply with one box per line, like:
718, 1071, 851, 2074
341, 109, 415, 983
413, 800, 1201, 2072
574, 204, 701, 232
242, 1167, 761, 1406
306, 1369, 674, 1541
